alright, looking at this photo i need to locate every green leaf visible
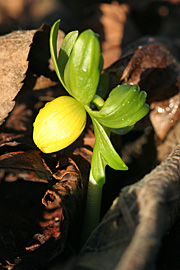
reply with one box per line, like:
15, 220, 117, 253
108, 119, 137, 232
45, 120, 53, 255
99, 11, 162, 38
64, 29, 102, 104
58, 30, 79, 93
50, 20, 63, 85
91, 117, 128, 173
49, 19, 79, 93
99, 84, 137, 115
91, 142, 107, 185
91, 117, 128, 185
86, 84, 149, 128
111, 125, 134, 135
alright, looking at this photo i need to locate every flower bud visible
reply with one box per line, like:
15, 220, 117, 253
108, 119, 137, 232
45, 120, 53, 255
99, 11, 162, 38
64, 29, 103, 104
33, 96, 86, 153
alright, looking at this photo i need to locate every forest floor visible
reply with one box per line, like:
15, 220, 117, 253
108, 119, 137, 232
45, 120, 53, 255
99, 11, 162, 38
1, 0, 180, 269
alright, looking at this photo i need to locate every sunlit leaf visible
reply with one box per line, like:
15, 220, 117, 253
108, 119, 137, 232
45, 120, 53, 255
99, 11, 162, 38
91, 143, 107, 185
86, 84, 149, 128
49, 20, 63, 85
50, 19, 79, 94
91, 116, 128, 172
64, 29, 102, 104
99, 84, 138, 115
58, 30, 79, 93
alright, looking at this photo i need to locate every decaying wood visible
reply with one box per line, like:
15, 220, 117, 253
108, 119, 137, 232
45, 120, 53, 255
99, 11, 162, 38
77, 144, 180, 270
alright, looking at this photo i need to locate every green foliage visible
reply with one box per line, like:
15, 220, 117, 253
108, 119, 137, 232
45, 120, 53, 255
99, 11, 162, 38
49, 19, 149, 185
86, 84, 149, 128
50, 19, 78, 92
91, 117, 128, 185
50, 20, 103, 104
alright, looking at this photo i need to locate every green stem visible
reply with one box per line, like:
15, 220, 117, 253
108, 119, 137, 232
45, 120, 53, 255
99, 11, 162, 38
81, 169, 103, 246
80, 95, 104, 247
91, 94, 105, 110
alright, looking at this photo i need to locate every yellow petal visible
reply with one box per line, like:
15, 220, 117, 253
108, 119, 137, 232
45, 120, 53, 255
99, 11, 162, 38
33, 96, 86, 153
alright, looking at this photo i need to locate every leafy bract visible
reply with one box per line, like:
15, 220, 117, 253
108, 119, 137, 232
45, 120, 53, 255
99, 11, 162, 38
64, 29, 103, 104
58, 30, 79, 93
91, 117, 128, 185
49, 19, 78, 93
86, 84, 149, 128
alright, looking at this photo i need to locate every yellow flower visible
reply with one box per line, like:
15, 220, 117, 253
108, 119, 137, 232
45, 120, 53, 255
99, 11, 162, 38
33, 96, 86, 153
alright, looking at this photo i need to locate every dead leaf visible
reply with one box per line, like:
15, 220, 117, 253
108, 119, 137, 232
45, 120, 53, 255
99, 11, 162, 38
80, 1, 140, 69
0, 141, 89, 269
157, 118, 180, 162
0, 24, 64, 127
0, 150, 51, 182
149, 92, 180, 140
2, 85, 66, 134
99, 2, 130, 68
0, 29, 36, 125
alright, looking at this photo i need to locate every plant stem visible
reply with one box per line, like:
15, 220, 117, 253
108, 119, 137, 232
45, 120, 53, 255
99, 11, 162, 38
80, 95, 104, 247
81, 169, 103, 246
91, 94, 105, 110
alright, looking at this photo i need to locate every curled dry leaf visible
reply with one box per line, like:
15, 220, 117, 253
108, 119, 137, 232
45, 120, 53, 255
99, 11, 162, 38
105, 38, 180, 139
0, 129, 92, 269
0, 150, 52, 183
77, 144, 180, 270
150, 91, 180, 140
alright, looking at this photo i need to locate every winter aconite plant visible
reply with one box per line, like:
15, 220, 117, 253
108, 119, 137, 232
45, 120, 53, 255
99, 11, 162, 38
33, 19, 149, 243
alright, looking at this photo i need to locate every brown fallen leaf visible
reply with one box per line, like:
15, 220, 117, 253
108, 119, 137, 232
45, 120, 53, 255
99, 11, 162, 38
0, 24, 64, 127
149, 91, 180, 141
0, 150, 51, 183
77, 144, 180, 270
99, 2, 131, 69
157, 118, 180, 162
0, 28, 36, 126
80, 1, 140, 69
2, 84, 67, 134
0, 131, 92, 269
